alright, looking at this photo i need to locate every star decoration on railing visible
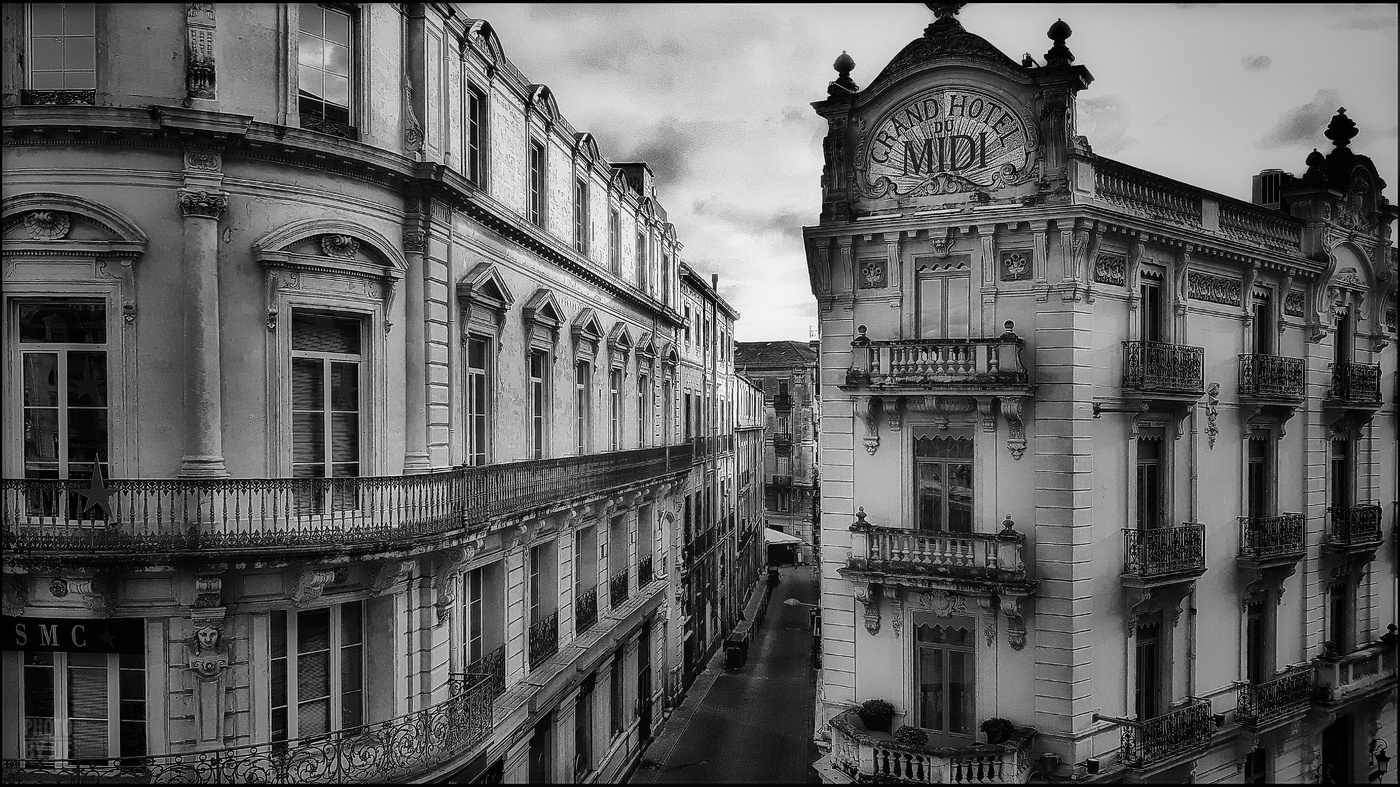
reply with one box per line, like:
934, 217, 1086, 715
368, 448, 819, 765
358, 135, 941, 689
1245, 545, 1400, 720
76, 460, 116, 520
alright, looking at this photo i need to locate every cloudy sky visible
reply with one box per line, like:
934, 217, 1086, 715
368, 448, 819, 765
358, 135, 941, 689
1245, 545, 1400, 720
469, 3, 1399, 342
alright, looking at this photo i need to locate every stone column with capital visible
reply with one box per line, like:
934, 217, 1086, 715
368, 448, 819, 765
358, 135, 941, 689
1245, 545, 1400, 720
178, 189, 229, 478
401, 224, 431, 472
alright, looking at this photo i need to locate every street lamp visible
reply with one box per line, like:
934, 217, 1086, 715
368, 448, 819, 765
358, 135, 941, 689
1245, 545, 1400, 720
783, 597, 817, 608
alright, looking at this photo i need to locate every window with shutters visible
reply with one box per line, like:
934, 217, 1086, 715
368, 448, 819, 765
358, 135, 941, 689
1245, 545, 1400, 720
271, 601, 365, 744
914, 617, 975, 746
465, 334, 491, 467
1139, 279, 1164, 343
20, 651, 145, 765
914, 435, 973, 533
23, 3, 96, 103
17, 302, 109, 519
291, 312, 363, 513
915, 259, 971, 339
297, 4, 356, 137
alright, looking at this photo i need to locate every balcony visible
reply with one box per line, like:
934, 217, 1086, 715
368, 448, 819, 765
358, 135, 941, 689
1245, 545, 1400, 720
847, 326, 1029, 392
1326, 504, 1384, 554
3, 670, 494, 784
826, 710, 1036, 784
575, 586, 599, 634
770, 474, 793, 487
2, 443, 694, 559
464, 644, 506, 701
1114, 699, 1214, 770
1327, 361, 1382, 408
1236, 514, 1306, 569
1237, 354, 1304, 401
1234, 664, 1311, 730
1121, 524, 1206, 589
1312, 635, 1399, 706
639, 555, 654, 586
844, 511, 1034, 594
1121, 341, 1205, 399
609, 570, 630, 608
773, 434, 793, 453
528, 610, 558, 669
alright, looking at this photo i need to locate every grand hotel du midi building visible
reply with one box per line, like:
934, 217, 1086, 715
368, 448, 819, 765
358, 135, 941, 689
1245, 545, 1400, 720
0, 3, 767, 783
806, 6, 1397, 786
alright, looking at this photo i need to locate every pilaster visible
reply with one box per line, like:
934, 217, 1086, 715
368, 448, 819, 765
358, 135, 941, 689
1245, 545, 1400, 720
176, 164, 229, 478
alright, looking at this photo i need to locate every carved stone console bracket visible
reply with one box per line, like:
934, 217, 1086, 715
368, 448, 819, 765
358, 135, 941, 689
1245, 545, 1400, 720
2, 573, 30, 616
884, 585, 903, 638
997, 594, 1028, 650
290, 567, 337, 608
855, 396, 881, 455
368, 558, 415, 596
998, 396, 1028, 460
855, 583, 881, 635
434, 544, 479, 625
67, 570, 115, 617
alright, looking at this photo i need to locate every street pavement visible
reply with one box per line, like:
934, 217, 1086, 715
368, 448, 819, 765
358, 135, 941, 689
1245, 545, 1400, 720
632, 565, 821, 784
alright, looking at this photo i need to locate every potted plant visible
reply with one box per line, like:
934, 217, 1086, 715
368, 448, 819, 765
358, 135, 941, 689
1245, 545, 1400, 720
858, 699, 896, 732
894, 725, 929, 747
980, 717, 1016, 745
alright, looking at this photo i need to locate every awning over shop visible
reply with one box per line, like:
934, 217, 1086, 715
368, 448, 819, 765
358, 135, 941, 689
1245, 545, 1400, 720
764, 527, 805, 546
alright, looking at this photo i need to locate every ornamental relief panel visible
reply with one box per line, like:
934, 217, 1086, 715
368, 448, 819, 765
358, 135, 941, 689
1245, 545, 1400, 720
1093, 251, 1126, 286
1186, 270, 1242, 306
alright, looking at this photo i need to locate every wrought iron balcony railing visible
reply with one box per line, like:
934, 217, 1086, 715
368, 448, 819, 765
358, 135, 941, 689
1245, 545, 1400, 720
609, 570, 630, 608
2, 444, 693, 555
1234, 664, 1311, 728
2, 670, 494, 784
1122, 341, 1205, 396
1237, 514, 1306, 563
299, 107, 359, 140
1122, 524, 1206, 580
575, 586, 599, 634
773, 434, 793, 453
1117, 698, 1213, 769
847, 511, 1029, 584
639, 555, 654, 587
1328, 361, 1382, 405
528, 610, 558, 669
827, 710, 1036, 785
848, 325, 1029, 389
464, 645, 506, 701
1238, 354, 1305, 400
1312, 636, 1399, 705
770, 474, 793, 487
1327, 504, 1384, 551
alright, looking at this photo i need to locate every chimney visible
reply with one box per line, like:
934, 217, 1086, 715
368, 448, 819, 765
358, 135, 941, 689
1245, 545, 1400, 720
711, 273, 719, 292
614, 163, 654, 198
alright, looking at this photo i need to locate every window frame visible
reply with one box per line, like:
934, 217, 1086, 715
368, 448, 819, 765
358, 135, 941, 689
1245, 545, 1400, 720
608, 208, 621, 276
270, 601, 366, 744
575, 359, 591, 455
18, 650, 146, 765
573, 178, 590, 255
914, 261, 972, 340
528, 349, 550, 460
609, 368, 622, 451
463, 81, 487, 187
528, 138, 547, 228
464, 333, 492, 467
16, 301, 111, 489
913, 435, 974, 533
296, 3, 358, 137
23, 2, 97, 99
912, 616, 976, 746
289, 311, 366, 512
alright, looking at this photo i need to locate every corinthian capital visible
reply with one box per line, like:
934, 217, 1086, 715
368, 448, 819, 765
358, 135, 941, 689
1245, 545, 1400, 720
178, 190, 228, 219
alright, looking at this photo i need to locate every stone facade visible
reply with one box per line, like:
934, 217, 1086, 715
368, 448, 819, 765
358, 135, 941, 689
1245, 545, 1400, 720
807, 7, 1397, 785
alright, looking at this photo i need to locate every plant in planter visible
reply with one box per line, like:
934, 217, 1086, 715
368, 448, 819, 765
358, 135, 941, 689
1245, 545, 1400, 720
980, 717, 1016, 745
893, 726, 929, 747
857, 699, 897, 732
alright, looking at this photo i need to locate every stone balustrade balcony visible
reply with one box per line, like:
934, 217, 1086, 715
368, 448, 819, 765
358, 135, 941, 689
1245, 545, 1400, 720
1326, 504, 1384, 554
1237, 354, 1305, 401
845, 510, 1032, 593
846, 324, 1029, 391
1327, 361, 1382, 407
1, 669, 495, 784
1236, 514, 1306, 569
1233, 664, 1312, 730
1121, 341, 1205, 399
1121, 524, 1206, 589
826, 710, 1036, 785
1102, 698, 1214, 771
2, 444, 693, 560
1312, 633, 1399, 706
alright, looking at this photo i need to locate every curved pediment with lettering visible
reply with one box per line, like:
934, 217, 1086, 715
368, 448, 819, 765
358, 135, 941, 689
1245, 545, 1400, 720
855, 88, 1037, 199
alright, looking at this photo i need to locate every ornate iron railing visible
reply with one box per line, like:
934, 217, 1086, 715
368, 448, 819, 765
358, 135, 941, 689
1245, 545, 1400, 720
848, 515, 1028, 582
773, 434, 793, 453
827, 710, 1036, 784
464, 645, 505, 700
20, 89, 97, 106
638, 556, 654, 587
1119, 699, 1213, 769
575, 586, 599, 634
1094, 158, 1203, 227
1122, 341, 1205, 396
2, 671, 494, 784
1237, 514, 1306, 562
298, 107, 359, 140
528, 610, 558, 669
1122, 524, 1206, 578
2, 444, 693, 555
849, 329, 1029, 388
1234, 664, 1311, 728
1328, 361, 1382, 404
770, 474, 793, 487
1327, 504, 1383, 550
1313, 638, 1399, 704
1238, 354, 1305, 400
609, 570, 630, 608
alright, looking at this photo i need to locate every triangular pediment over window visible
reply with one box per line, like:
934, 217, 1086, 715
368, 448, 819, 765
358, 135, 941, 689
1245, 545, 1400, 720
607, 321, 634, 355
523, 288, 565, 331
458, 262, 515, 313
572, 307, 605, 357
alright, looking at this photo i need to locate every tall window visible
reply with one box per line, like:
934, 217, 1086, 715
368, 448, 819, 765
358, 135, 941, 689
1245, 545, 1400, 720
529, 350, 548, 459
574, 179, 589, 255
609, 656, 625, 739
1246, 436, 1271, 519
464, 85, 485, 185
636, 230, 648, 290
608, 209, 621, 275
528, 714, 552, 783
1136, 434, 1164, 529
574, 678, 594, 777
1328, 580, 1351, 652
609, 369, 622, 451
661, 253, 671, 305
21, 651, 144, 764
1252, 299, 1273, 354
1245, 600, 1266, 683
1334, 312, 1353, 363
25, 3, 96, 96
1139, 280, 1163, 343
297, 4, 354, 132
637, 373, 649, 447
465, 335, 490, 466
662, 379, 672, 443
575, 360, 591, 455
291, 312, 362, 512
914, 619, 974, 745
1243, 747, 1268, 784
1330, 436, 1353, 509
18, 302, 108, 515
271, 602, 365, 743
914, 436, 972, 532
528, 140, 546, 227
916, 265, 970, 339
1134, 621, 1161, 720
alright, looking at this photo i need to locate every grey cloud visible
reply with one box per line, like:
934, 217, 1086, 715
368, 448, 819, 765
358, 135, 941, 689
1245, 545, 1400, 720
1153, 114, 1172, 127
1078, 94, 1140, 156
693, 198, 810, 243
1241, 54, 1272, 71
1253, 88, 1342, 150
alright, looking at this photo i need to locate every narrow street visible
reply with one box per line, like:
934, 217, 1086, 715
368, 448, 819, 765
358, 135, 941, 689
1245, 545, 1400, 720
633, 565, 821, 784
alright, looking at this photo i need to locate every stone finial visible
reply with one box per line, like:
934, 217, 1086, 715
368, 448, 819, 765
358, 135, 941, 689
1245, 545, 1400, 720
1325, 107, 1358, 150
926, 2, 966, 20
855, 506, 868, 524
831, 51, 858, 93
1045, 18, 1074, 67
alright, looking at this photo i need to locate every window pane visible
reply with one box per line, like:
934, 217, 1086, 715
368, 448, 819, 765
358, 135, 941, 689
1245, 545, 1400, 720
30, 3, 63, 35
297, 32, 323, 69
66, 410, 107, 465
298, 3, 322, 34
292, 359, 324, 411
324, 10, 350, 45
916, 461, 943, 530
324, 73, 349, 107
293, 313, 361, 354
330, 414, 358, 464
67, 352, 106, 407
19, 303, 106, 343
292, 413, 325, 464
947, 651, 971, 734
67, 664, 107, 720
299, 608, 331, 652
298, 65, 322, 98
29, 71, 63, 89
324, 41, 349, 77
948, 463, 973, 532
918, 278, 942, 338
946, 277, 969, 338
63, 37, 94, 70
30, 38, 64, 71
120, 720, 146, 758
919, 647, 943, 730
64, 67, 96, 91
64, 4, 95, 36
298, 697, 330, 737
329, 363, 358, 411
23, 354, 59, 407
